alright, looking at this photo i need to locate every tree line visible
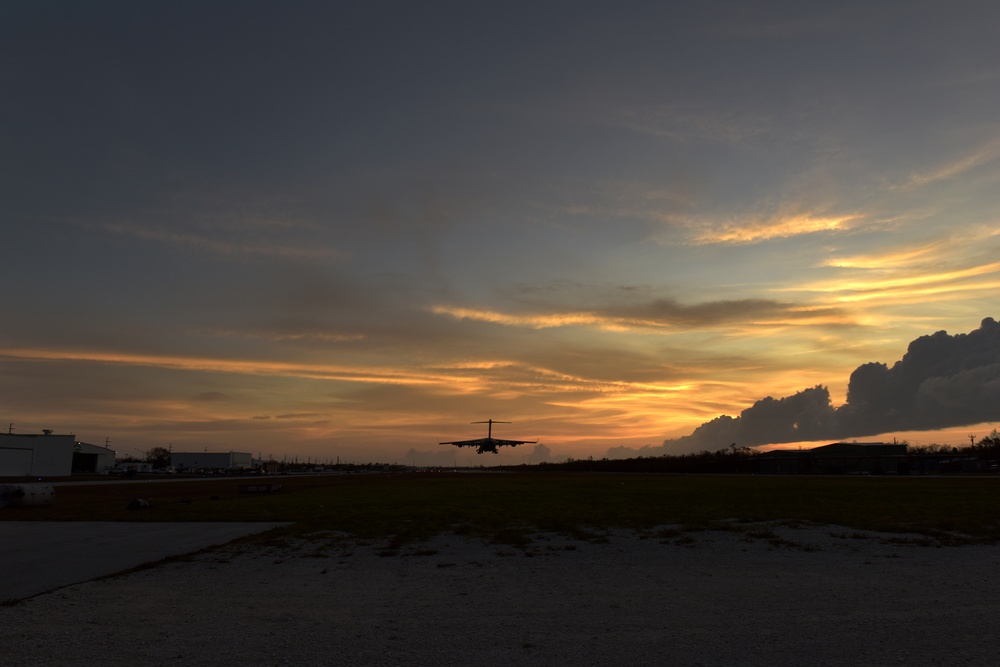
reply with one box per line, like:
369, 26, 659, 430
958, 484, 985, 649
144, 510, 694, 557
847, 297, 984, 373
515, 432, 1000, 475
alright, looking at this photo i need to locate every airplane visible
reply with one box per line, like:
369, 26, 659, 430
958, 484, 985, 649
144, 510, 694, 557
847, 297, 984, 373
439, 419, 537, 454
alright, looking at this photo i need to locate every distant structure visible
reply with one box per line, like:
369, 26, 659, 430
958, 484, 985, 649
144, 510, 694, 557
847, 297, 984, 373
439, 419, 537, 454
170, 451, 253, 471
0, 431, 116, 477
758, 442, 907, 475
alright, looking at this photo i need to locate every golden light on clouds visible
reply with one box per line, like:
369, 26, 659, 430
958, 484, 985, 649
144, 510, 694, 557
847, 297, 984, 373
7, 3, 1000, 464
823, 243, 948, 270
0, 346, 636, 401
835, 278, 1000, 305
802, 262, 1000, 304
430, 306, 604, 329
0, 347, 453, 387
691, 213, 861, 245
1, 338, 844, 456
430, 304, 681, 332
433, 304, 851, 333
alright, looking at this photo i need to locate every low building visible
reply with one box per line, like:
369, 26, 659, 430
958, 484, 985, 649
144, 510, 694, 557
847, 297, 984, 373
170, 451, 253, 471
759, 442, 908, 475
0, 432, 116, 477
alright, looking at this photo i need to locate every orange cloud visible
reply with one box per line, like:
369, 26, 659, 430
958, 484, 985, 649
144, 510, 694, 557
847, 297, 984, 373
429, 306, 606, 329
690, 213, 861, 245
823, 243, 949, 270
432, 302, 849, 334
803, 262, 1000, 304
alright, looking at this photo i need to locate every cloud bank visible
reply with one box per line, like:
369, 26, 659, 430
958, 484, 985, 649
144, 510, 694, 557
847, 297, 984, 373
611, 317, 1000, 456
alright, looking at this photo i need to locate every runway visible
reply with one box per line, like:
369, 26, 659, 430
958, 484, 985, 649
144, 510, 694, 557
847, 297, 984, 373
6, 526, 1000, 665
0, 521, 288, 601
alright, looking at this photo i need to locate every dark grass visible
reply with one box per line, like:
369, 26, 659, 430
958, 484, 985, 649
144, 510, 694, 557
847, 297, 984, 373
5, 472, 1000, 545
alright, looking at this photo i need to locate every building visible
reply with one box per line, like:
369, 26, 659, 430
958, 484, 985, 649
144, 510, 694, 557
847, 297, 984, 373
170, 451, 253, 471
758, 442, 908, 475
0, 432, 116, 477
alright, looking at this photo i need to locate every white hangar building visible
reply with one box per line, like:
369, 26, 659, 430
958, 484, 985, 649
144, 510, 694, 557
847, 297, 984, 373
0, 432, 117, 477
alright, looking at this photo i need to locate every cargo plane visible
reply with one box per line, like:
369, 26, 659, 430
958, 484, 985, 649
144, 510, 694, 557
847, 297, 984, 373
439, 419, 537, 454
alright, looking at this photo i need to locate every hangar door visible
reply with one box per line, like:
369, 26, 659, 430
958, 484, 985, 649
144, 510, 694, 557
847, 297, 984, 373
72, 452, 99, 473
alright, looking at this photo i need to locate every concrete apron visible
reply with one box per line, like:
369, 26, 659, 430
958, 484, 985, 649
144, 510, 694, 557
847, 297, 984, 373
0, 521, 289, 601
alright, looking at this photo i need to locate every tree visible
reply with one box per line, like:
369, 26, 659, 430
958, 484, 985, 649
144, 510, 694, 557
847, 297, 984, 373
972, 430, 1000, 455
145, 447, 171, 467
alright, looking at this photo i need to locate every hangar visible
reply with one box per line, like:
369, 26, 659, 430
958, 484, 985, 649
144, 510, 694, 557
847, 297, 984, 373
758, 442, 908, 475
0, 431, 117, 477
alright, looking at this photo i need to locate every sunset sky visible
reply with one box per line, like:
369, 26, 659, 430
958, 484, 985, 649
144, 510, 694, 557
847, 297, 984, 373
3, 1, 999, 464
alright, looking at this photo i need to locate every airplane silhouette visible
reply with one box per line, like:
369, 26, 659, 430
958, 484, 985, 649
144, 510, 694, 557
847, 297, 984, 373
439, 419, 537, 454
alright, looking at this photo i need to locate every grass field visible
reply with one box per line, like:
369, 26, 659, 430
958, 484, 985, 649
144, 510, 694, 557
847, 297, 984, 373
4, 472, 1000, 545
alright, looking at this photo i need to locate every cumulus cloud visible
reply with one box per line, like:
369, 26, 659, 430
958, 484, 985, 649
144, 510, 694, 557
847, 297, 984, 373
838, 317, 1000, 434
622, 317, 1000, 456
526, 443, 552, 463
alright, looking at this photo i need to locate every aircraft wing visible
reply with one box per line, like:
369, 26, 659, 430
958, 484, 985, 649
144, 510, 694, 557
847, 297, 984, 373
438, 438, 482, 447
440, 437, 538, 453
490, 438, 536, 446
438, 438, 536, 447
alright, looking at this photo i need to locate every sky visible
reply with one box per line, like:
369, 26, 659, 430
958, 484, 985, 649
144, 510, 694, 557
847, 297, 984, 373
3, 1, 1000, 465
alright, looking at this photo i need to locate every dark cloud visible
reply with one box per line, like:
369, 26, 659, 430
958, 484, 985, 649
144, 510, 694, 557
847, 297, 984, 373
838, 318, 1000, 434
506, 282, 832, 330
622, 318, 1000, 456
605, 297, 792, 328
